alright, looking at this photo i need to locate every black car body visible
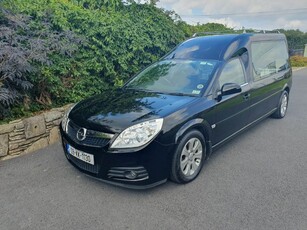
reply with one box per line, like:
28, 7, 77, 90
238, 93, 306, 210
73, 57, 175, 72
60, 33, 292, 189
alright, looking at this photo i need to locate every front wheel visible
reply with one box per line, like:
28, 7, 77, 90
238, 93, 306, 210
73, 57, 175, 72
272, 91, 289, 119
170, 130, 206, 184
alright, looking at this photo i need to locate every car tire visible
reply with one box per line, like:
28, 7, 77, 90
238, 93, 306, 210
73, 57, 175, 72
170, 130, 206, 184
272, 90, 289, 119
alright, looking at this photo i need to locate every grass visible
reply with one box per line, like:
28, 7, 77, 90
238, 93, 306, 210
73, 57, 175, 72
290, 56, 307, 67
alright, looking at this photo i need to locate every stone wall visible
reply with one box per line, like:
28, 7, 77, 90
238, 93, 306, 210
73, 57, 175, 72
0, 104, 73, 160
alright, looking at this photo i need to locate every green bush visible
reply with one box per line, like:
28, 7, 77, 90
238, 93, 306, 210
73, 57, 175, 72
0, 9, 81, 119
0, 0, 185, 121
177, 21, 231, 38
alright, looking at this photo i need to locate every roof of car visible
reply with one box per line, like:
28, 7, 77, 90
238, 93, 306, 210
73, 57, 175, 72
164, 33, 286, 61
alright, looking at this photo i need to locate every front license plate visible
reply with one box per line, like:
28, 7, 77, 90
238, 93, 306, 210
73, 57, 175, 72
67, 144, 94, 165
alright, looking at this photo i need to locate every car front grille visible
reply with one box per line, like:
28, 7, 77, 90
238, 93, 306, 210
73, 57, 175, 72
66, 120, 113, 148
66, 152, 100, 174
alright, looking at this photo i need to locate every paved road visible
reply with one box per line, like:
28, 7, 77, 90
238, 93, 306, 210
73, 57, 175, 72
1, 69, 307, 230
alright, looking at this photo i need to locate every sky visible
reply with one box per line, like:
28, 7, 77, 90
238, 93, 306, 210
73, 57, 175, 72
155, 0, 307, 32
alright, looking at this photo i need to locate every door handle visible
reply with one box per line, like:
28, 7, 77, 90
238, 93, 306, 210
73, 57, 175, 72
243, 93, 250, 100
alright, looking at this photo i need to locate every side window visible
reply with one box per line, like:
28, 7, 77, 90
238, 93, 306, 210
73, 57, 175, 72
251, 40, 289, 81
219, 59, 246, 87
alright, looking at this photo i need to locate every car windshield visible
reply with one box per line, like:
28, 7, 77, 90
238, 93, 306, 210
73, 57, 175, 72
125, 59, 218, 96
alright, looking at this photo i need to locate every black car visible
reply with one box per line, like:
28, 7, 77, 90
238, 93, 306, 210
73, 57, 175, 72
60, 33, 292, 189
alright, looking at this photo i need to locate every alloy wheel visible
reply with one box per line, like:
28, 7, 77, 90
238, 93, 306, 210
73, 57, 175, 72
180, 137, 203, 176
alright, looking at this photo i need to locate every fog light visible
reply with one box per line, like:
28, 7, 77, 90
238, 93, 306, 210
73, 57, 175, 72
124, 170, 138, 179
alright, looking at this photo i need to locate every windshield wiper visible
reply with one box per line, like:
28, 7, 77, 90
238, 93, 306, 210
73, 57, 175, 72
163, 92, 197, 97
123, 88, 161, 94
123, 88, 197, 97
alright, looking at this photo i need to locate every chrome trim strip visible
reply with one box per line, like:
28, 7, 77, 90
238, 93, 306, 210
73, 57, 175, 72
212, 108, 277, 148
216, 106, 250, 125
250, 90, 280, 108
65, 118, 70, 133
69, 120, 114, 139
216, 90, 280, 126
92, 132, 114, 139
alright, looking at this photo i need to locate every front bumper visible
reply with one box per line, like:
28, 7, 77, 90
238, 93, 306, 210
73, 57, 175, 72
60, 127, 175, 189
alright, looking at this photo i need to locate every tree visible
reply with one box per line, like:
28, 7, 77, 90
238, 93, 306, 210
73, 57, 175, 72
0, 0, 185, 121
279, 29, 307, 50
72, 0, 123, 9
0, 9, 81, 119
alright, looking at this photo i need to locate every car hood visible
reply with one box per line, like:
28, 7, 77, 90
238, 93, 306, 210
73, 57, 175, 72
69, 89, 198, 133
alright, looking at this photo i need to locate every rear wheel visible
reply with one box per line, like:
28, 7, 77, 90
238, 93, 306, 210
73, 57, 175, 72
170, 130, 206, 184
272, 91, 289, 119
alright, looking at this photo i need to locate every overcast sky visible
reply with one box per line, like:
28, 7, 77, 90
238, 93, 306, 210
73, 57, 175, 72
156, 0, 307, 32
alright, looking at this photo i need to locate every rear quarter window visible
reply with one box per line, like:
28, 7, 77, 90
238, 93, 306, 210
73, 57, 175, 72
251, 40, 289, 81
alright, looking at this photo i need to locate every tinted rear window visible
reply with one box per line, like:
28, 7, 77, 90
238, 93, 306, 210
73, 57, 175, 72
251, 40, 289, 81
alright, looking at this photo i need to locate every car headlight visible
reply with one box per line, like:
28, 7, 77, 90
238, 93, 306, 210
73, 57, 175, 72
61, 104, 75, 133
110, 118, 163, 149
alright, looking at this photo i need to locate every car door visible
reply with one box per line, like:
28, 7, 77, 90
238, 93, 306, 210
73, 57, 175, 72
248, 40, 290, 123
211, 58, 251, 146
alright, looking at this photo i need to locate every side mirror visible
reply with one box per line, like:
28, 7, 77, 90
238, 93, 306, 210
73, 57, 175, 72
221, 83, 242, 96
215, 83, 242, 101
